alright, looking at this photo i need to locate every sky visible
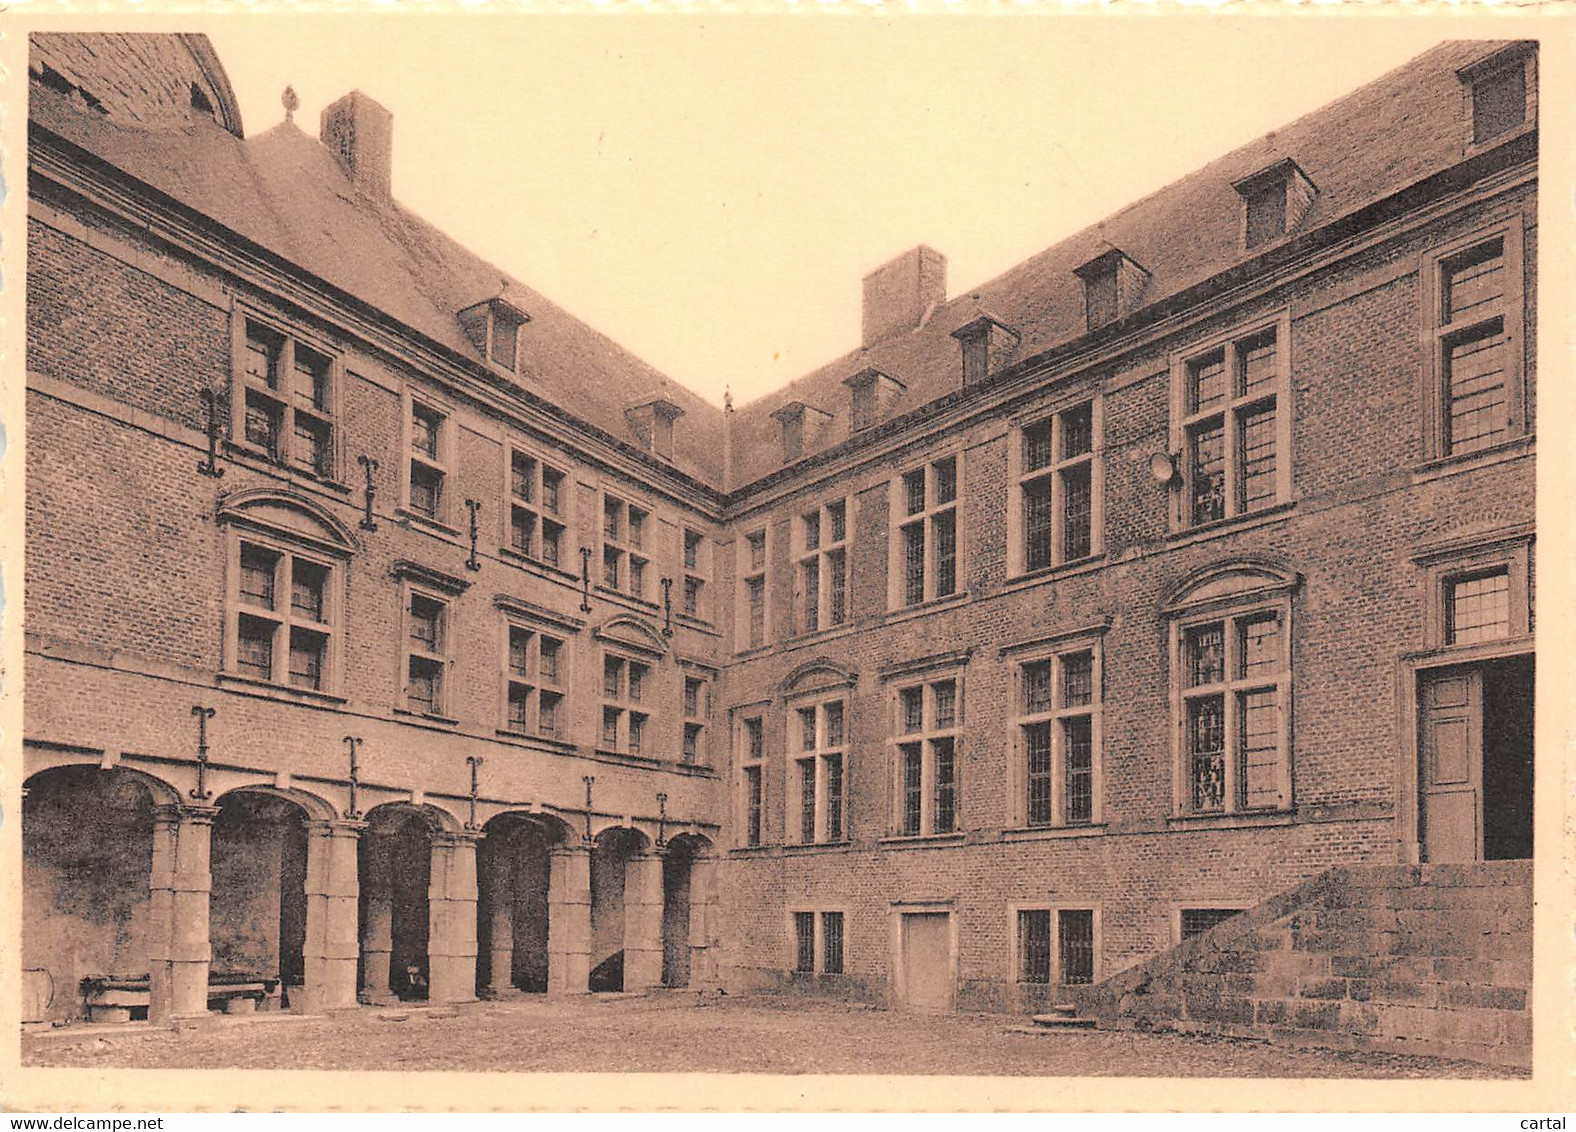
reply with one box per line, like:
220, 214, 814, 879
199, 17, 1446, 409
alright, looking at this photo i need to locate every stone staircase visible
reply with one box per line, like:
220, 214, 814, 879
1057, 861, 1532, 1069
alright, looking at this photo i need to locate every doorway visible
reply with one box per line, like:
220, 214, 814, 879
1418, 654, 1533, 863
897, 911, 952, 1011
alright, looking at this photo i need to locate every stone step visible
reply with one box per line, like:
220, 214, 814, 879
1030, 1013, 1097, 1029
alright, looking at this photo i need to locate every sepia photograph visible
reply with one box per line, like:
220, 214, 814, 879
3, 9, 1567, 1113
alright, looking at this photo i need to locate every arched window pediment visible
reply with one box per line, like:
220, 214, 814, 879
1163, 558, 1299, 615
780, 657, 859, 697
217, 488, 358, 558
592, 614, 668, 658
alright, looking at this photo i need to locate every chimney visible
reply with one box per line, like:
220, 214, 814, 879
862, 246, 947, 348
321, 91, 393, 200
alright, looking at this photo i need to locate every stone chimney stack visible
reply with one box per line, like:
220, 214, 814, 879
862, 245, 947, 348
320, 91, 393, 201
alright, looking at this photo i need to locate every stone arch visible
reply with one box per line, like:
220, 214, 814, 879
588, 825, 656, 992
362, 799, 463, 835
476, 811, 575, 996
659, 832, 717, 990
592, 613, 669, 658
217, 486, 359, 559
359, 802, 461, 1004
1162, 557, 1301, 614
214, 783, 338, 823
780, 657, 859, 696
24, 760, 182, 808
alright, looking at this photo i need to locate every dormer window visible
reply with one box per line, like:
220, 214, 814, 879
625, 397, 685, 462
950, 313, 1020, 388
1460, 45, 1536, 148
1073, 249, 1151, 333
1233, 160, 1317, 252
458, 295, 531, 376
770, 402, 834, 464
843, 366, 906, 433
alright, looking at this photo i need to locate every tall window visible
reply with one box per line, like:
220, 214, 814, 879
229, 539, 337, 693
892, 676, 962, 837
1425, 228, 1527, 461
681, 671, 711, 765
505, 446, 568, 569
796, 499, 850, 635
233, 315, 339, 478
601, 652, 652, 757
600, 493, 650, 600
402, 588, 451, 716
790, 698, 846, 845
1015, 399, 1101, 573
891, 455, 959, 608
739, 714, 765, 847
1015, 642, 1102, 828
502, 621, 566, 739
403, 393, 453, 525
1017, 908, 1097, 986
682, 528, 711, 622
740, 529, 768, 650
1171, 315, 1291, 529
1175, 609, 1289, 815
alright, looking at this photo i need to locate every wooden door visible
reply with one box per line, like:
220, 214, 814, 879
1420, 667, 1483, 863
899, 912, 952, 1010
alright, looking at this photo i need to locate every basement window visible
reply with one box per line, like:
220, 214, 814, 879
1180, 907, 1244, 941
791, 911, 845, 975
1016, 908, 1098, 985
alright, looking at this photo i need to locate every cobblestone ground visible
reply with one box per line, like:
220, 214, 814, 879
22, 993, 1520, 1078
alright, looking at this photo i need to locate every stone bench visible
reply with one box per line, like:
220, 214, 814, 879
79, 973, 282, 1022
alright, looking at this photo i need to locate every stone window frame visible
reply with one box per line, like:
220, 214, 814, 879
229, 306, 344, 484
1413, 526, 1533, 653
500, 438, 572, 573
395, 571, 462, 723
1458, 44, 1537, 155
398, 386, 458, 532
599, 647, 656, 760
681, 525, 712, 624
793, 496, 852, 637
598, 487, 653, 604
887, 451, 963, 610
885, 663, 967, 839
1165, 565, 1297, 820
1005, 628, 1106, 831
734, 704, 770, 848
787, 692, 849, 847
788, 906, 849, 976
1007, 902, 1103, 988
1417, 220, 1529, 466
678, 660, 715, 767
497, 608, 570, 742
223, 527, 343, 698
736, 526, 771, 653
1167, 310, 1294, 534
1008, 393, 1105, 577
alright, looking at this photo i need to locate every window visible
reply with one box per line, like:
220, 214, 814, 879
600, 493, 650, 600
1170, 315, 1291, 529
1416, 529, 1532, 651
600, 652, 652, 756
739, 529, 769, 650
790, 698, 847, 845
1461, 47, 1535, 147
791, 911, 846, 976
1014, 399, 1102, 573
851, 383, 876, 432
504, 445, 568, 569
228, 539, 337, 693
1014, 641, 1102, 828
892, 677, 962, 837
796, 499, 850, 635
232, 315, 339, 478
1174, 609, 1289, 815
489, 305, 526, 373
402, 589, 451, 716
402, 392, 453, 525
739, 713, 766, 847
501, 620, 566, 739
890, 455, 959, 608
1423, 227, 1527, 461
1180, 907, 1244, 941
1232, 160, 1317, 252
682, 528, 711, 622
1016, 908, 1098, 986
681, 671, 711, 765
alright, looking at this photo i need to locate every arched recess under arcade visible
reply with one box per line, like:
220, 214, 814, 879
475, 812, 575, 996
660, 833, 717, 990
359, 802, 472, 1004
588, 825, 661, 993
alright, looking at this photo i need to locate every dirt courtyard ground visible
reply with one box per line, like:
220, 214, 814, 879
22, 992, 1520, 1078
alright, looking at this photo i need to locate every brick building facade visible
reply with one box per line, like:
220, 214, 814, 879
22, 34, 1535, 1029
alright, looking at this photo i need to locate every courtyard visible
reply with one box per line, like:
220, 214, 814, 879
21, 993, 1522, 1078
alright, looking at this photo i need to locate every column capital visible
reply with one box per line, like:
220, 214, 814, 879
306, 818, 369, 837
549, 841, 592, 858
153, 803, 220, 825
434, 829, 485, 848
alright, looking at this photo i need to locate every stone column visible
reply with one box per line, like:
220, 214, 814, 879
427, 831, 481, 1004
688, 856, 719, 990
546, 843, 592, 995
147, 804, 217, 1025
300, 819, 364, 1014
358, 828, 396, 1005
623, 850, 666, 991
485, 839, 518, 998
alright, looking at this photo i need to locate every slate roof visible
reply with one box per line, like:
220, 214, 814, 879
28, 34, 726, 487
727, 39, 1533, 488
